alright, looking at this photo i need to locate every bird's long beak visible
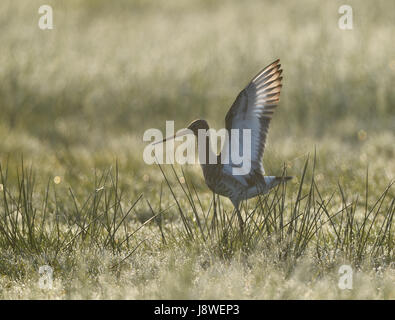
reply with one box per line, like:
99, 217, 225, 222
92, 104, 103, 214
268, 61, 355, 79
152, 128, 191, 145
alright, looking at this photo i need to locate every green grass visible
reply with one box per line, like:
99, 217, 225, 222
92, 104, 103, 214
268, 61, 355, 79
0, 0, 394, 299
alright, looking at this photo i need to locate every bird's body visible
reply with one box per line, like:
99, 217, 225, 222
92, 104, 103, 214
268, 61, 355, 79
202, 161, 286, 208
195, 125, 290, 210
155, 59, 291, 226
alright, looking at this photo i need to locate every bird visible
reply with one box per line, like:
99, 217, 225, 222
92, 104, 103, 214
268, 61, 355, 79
154, 59, 292, 230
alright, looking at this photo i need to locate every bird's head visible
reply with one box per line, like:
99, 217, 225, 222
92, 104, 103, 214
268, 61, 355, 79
153, 119, 209, 145
186, 119, 209, 136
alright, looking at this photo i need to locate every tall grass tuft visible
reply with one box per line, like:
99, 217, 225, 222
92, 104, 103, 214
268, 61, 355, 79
156, 156, 394, 271
0, 160, 147, 265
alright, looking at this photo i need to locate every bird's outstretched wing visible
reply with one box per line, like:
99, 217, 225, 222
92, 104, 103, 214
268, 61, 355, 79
222, 59, 283, 181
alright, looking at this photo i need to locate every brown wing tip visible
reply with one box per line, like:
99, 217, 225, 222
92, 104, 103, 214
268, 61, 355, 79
276, 176, 293, 182
252, 59, 283, 84
270, 59, 281, 70
265, 59, 281, 72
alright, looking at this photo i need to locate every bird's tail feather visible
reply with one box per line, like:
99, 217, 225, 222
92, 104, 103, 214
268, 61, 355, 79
271, 176, 293, 188
250, 175, 292, 195
275, 176, 293, 182
262, 175, 293, 191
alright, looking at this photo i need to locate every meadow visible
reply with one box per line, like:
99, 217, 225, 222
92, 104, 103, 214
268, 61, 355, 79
0, 0, 394, 299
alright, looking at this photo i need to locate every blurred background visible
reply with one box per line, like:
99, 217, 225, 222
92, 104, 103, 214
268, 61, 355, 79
0, 0, 394, 197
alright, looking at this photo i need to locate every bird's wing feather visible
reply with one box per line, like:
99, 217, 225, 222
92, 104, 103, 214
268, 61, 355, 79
221, 59, 283, 181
